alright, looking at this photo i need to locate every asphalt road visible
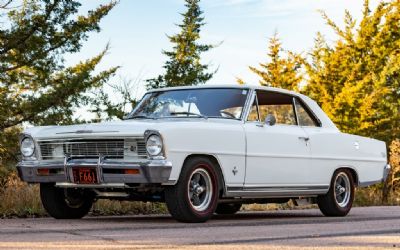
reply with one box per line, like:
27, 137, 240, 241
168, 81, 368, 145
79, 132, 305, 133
0, 206, 399, 250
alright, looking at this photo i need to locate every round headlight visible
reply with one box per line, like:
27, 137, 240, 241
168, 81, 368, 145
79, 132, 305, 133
21, 137, 35, 157
146, 134, 163, 156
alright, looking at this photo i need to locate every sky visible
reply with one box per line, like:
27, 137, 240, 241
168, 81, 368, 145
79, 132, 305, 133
66, 0, 380, 101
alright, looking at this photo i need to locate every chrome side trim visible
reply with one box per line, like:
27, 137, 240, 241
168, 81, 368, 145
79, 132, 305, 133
225, 185, 329, 198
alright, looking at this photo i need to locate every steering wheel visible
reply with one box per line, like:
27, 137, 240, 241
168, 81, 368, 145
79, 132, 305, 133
220, 110, 236, 119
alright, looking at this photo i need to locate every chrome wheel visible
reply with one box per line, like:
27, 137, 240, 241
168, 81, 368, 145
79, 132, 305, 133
187, 168, 213, 212
334, 172, 351, 208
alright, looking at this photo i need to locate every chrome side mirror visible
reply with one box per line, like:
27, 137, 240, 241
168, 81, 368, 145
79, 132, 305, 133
265, 114, 276, 126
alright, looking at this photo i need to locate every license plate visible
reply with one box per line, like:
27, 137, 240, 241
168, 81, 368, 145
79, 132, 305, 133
72, 168, 98, 184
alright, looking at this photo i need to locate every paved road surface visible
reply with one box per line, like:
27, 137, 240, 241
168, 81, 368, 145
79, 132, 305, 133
0, 206, 399, 249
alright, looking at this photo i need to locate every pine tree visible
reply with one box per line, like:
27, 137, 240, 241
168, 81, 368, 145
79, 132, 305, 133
249, 32, 303, 91
146, 0, 215, 89
304, 0, 400, 143
304, 0, 400, 202
0, 0, 117, 130
0, 0, 117, 170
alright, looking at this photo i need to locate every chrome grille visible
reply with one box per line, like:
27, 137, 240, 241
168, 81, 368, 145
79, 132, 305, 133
38, 138, 147, 160
137, 140, 147, 156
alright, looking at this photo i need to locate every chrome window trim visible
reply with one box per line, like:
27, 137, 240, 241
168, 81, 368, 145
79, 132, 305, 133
242, 88, 256, 123
129, 87, 251, 121
293, 96, 322, 127
244, 89, 298, 126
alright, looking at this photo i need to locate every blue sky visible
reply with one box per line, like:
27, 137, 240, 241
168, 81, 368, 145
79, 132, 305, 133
66, 0, 379, 100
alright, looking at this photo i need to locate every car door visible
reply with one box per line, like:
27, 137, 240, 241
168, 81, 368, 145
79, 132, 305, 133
243, 90, 311, 188
293, 97, 342, 186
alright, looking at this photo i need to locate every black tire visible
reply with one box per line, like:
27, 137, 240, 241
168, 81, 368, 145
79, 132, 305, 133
40, 183, 93, 219
215, 203, 241, 215
165, 157, 220, 223
317, 169, 355, 216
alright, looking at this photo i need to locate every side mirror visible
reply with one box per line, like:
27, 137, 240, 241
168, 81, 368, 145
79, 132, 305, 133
265, 114, 276, 126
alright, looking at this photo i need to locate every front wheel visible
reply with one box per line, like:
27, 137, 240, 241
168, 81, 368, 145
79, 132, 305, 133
317, 169, 355, 216
165, 157, 220, 223
40, 183, 94, 219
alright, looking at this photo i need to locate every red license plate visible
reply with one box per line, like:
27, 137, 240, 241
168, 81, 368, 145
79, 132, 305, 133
72, 168, 98, 184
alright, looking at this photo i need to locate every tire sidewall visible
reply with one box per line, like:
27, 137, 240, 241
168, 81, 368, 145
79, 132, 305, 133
330, 169, 355, 214
40, 183, 93, 219
183, 161, 219, 217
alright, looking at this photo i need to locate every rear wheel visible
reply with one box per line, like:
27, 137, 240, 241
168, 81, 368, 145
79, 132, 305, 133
165, 157, 219, 223
40, 183, 93, 219
215, 203, 241, 215
317, 169, 355, 216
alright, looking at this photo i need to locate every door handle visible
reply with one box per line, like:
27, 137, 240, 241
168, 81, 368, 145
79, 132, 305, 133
298, 136, 310, 141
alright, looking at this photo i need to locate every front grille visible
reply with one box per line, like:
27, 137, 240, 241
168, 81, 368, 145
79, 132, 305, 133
136, 140, 147, 156
38, 138, 147, 160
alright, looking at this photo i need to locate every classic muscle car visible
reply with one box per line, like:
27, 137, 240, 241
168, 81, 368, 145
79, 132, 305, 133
17, 85, 390, 222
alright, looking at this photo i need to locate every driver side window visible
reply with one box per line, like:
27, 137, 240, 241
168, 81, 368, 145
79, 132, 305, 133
247, 90, 296, 126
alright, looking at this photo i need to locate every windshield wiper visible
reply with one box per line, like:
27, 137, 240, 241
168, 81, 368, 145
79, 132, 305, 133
125, 115, 156, 120
169, 112, 208, 119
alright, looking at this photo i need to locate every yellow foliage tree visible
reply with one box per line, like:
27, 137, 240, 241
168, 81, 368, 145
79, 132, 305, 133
248, 32, 303, 91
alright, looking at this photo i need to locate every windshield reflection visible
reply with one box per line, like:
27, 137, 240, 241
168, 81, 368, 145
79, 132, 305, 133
127, 88, 249, 120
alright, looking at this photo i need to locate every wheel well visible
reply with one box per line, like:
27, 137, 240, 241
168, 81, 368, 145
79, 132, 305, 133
183, 154, 226, 197
336, 167, 359, 187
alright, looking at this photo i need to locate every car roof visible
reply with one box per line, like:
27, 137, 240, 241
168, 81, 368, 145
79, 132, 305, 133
146, 84, 339, 131
147, 84, 302, 97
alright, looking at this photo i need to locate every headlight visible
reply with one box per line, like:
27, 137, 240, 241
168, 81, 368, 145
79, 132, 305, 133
21, 137, 35, 157
146, 134, 163, 156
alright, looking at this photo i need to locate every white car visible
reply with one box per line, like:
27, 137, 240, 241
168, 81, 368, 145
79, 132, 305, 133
17, 85, 390, 222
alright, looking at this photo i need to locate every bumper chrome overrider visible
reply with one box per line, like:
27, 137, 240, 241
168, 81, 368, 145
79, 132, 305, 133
16, 156, 172, 186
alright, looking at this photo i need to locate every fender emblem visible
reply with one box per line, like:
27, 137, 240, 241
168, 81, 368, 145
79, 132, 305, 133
232, 166, 238, 176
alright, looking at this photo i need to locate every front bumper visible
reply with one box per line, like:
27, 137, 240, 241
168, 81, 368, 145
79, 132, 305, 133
16, 157, 172, 185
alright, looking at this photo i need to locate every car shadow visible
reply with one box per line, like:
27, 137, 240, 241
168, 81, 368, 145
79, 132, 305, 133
84, 210, 324, 225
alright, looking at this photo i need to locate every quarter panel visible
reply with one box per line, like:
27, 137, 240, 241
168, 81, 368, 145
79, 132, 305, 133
304, 127, 387, 185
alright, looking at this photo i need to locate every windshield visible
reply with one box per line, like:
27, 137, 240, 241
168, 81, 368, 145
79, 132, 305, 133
127, 88, 249, 120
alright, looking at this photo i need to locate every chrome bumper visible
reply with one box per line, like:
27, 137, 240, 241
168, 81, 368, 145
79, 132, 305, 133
383, 163, 391, 182
16, 157, 172, 185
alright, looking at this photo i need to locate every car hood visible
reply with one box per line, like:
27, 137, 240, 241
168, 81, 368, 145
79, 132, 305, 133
24, 119, 240, 140
24, 120, 162, 140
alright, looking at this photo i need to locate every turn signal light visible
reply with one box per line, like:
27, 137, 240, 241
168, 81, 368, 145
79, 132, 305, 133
37, 168, 50, 176
124, 169, 140, 175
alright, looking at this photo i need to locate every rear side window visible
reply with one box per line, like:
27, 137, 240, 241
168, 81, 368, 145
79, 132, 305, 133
294, 98, 320, 127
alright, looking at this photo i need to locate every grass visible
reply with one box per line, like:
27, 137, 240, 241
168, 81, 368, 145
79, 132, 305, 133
0, 173, 45, 218
0, 172, 399, 218
0, 172, 167, 218
354, 186, 400, 207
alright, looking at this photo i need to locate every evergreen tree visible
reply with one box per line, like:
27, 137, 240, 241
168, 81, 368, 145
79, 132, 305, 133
146, 0, 215, 89
0, 0, 117, 130
304, 0, 400, 143
0, 0, 117, 170
304, 0, 400, 202
249, 32, 303, 91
